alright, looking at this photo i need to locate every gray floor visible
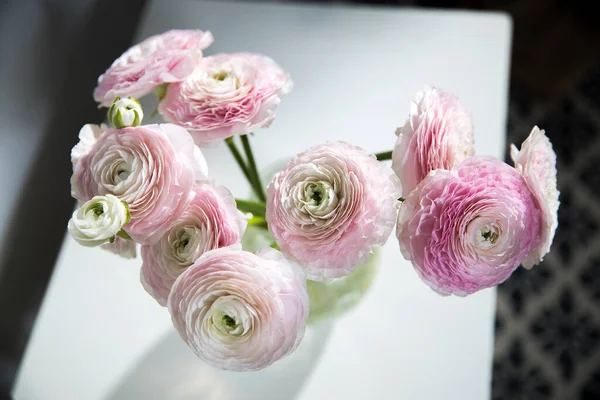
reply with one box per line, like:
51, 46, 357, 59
492, 68, 600, 400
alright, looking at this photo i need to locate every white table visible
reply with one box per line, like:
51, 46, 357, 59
13, 1, 512, 399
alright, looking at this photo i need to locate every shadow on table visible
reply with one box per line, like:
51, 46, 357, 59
106, 320, 335, 400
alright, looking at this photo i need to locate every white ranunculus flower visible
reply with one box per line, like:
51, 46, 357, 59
71, 123, 203, 244
68, 194, 130, 247
108, 96, 144, 128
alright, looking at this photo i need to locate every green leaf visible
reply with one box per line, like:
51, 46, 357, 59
374, 150, 393, 161
235, 199, 266, 218
153, 83, 168, 102
132, 110, 141, 127
116, 229, 132, 240
120, 200, 131, 223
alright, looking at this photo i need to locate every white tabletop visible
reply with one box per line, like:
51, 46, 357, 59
13, 1, 512, 399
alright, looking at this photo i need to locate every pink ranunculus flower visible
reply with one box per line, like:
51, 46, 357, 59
141, 183, 247, 306
71, 123, 107, 167
266, 141, 402, 280
392, 86, 475, 197
71, 124, 208, 244
167, 246, 308, 372
158, 52, 293, 146
510, 126, 560, 269
397, 156, 542, 296
93, 29, 214, 107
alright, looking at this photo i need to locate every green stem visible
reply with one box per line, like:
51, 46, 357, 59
247, 216, 268, 229
240, 134, 266, 203
225, 137, 253, 184
235, 199, 266, 218
375, 150, 393, 161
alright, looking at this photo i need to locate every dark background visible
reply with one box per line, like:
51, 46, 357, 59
1, 0, 599, 398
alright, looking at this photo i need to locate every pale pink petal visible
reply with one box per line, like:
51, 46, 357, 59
101, 237, 137, 259
167, 247, 308, 371
141, 183, 247, 306
510, 126, 560, 268
70, 124, 204, 244
158, 52, 292, 146
266, 141, 402, 280
392, 86, 474, 197
94, 30, 214, 107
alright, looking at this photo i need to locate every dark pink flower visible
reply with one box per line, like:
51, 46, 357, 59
397, 156, 541, 296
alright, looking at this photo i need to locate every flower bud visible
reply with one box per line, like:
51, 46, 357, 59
68, 195, 130, 247
108, 96, 143, 128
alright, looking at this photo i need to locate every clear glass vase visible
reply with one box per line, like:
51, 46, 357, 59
241, 158, 382, 326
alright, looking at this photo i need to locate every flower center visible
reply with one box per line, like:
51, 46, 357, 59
212, 71, 228, 81
177, 233, 190, 252
481, 229, 498, 244
90, 203, 104, 217
466, 216, 504, 253
205, 297, 251, 340
306, 183, 324, 205
171, 227, 201, 264
212, 311, 244, 337
209, 69, 240, 89
222, 314, 237, 328
298, 180, 339, 219
113, 160, 131, 183
473, 222, 501, 250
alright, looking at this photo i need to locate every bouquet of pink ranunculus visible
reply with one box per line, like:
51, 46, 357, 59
68, 29, 559, 372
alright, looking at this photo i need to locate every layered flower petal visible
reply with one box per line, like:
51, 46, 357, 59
71, 124, 206, 244
158, 52, 292, 145
167, 247, 308, 371
101, 236, 137, 259
94, 29, 214, 107
266, 141, 402, 280
141, 183, 247, 306
510, 126, 560, 268
396, 156, 542, 296
71, 123, 107, 167
68, 194, 129, 247
392, 86, 475, 196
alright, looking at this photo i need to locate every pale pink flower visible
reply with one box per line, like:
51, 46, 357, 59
71, 124, 207, 244
101, 237, 137, 259
168, 247, 308, 371
392, 86, 475, 196
266, 141, 402, 280
70, 123, 107, 167
141, 183, 247, 306
510, 126, 560, 268
158, 52, 292, 146
396, 156, 541, 296
94, 30, 214, 107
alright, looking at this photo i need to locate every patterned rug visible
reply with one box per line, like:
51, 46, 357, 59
492, 65, 600, 399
